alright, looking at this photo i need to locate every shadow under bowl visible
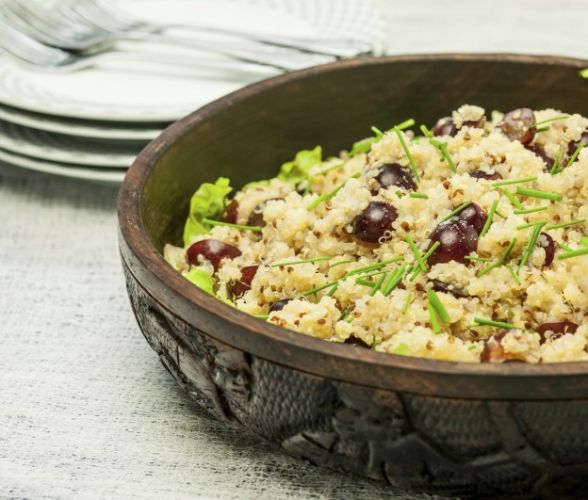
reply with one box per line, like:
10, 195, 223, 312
118, 54, 588, 499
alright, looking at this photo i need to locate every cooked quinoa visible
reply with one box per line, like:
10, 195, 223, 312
165, 105, 588, 363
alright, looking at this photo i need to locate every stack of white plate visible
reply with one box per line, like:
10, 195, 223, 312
0, 0, 386, 183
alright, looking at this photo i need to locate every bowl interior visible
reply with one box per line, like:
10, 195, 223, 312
140, 55, 588, 251
122, 55, 588, 399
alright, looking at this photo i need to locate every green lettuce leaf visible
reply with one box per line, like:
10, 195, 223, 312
183, 268, 215, 295
277, 146, 322, 184
183, 177, 232, 246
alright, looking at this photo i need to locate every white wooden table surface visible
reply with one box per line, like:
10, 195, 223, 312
1, 1, 586, 498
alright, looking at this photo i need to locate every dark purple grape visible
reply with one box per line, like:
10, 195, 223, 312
269, 299, 292, 313
481, 330, 508, 363
228, 265, 259, 298
537, 321, 578, 344
499, 108, 536, 144
525, 143, 552, 168
247, 198, 281, 227
187, 239, 241, 271
221, 199, 239, 224
344, 336, 370, 348
470, 170, 502, 181
431, 279, 468, 298
370, 163, 416, 194
538, 232, 555, 267
352, 201, 398, 246
567, 130, 588, 158
432, 117, 457, 137
462, 117, 486, 129
457, 203, 487, 234
427, 219, 479, 266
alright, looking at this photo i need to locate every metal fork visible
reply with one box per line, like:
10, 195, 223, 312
1, 0, 339, 71
23, 0, 370, 58
0, 19, 280, 76
70, 0, 371, 57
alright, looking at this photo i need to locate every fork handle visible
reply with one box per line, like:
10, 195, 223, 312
158, 24, 373, 58
122, 31, 336, 71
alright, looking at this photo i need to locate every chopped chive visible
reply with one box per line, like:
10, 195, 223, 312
532, 115, 569, 128
256, 314, 269, 320
409, 192, 429, 199
536, 126, 550, 132
327, 284, 338, 296
420, 124, 433, 138
271, 256, 331, 267
492, 176, 537, 187
518, 221, 547, 272
313, 162, 345, 177
338, 308, 350, 321
401, 291, 414, 315
359, 270, 390, 281
346, 257, 404, 277
557, 241, 573, 251
406, 235, 427, 271
350, 136, 376, 156
370, 273, 387, 296
331, 259, 354, 268
396, 190, 406, 199
473, 317, 518, 330
508, 265, 522, 286
421, 241, 441, 262
428, 302, 442, 334
429, 138, 457, 173
516, 187, 562, 201
549, 151, 562, 175
394, 127, 420, 183
580, 68, 588, 79
305, 161, 346, 194
557, 247, 588, 260
439, 201, 472, 223
371, 333, 377, 350
303, 258, 403, 296
371, 125, 384, 139
502, 189, 524, 209
582, 237, 588, 247
427, 290, 451, 323
202, 218, 262, 232
306, 173, 361, 211
382, 265, 408, 296
356, 278, 377, 287
514, 205, 549, 215
303, 281, 340, 296
477, 238, 517, 277
394, 118, 416, 131
545, 219, 586, 230
517, 220, 548, 230
465, 255, 492, 262
480, 199, 499, 237
566, 142, 585, 168
468, 344, 478, 351
409, 241, 440, 280
495, 210, 506, 219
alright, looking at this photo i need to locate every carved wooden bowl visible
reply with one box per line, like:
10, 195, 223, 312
118, 54, 588, 499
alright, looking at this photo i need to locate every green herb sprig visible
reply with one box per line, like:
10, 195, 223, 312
516, 187, 562, 201
306, 173, 361, 211
202, 218, 262, 232
518, 221, 547, 273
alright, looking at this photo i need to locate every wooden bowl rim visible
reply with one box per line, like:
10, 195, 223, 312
119, 53, 588, 395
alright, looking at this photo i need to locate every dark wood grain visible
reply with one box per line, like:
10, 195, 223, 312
118, 54, 588, 497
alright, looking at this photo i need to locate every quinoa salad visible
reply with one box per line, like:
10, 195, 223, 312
164, 105, 588, 363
